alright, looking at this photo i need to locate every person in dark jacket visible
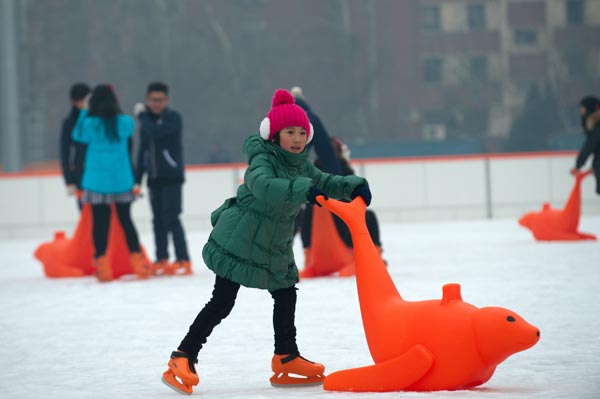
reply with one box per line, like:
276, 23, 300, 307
300, 136, 385, 267
571, 95, 600, 194
290, 86, 342, 234
290, 86, 341, 175
60, 83, 90, 209
133, 82, 191, 276
160, 89, 372, 395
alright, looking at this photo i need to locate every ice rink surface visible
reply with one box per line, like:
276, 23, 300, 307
1, 216, 599, 399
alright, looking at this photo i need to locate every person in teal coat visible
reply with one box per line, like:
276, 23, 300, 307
72, 84, 149, 282
161, 89, 372, 394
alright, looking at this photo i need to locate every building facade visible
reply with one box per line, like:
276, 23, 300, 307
384, 0, 600, 146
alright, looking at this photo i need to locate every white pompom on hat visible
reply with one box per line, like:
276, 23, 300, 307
259, 89, 313, 143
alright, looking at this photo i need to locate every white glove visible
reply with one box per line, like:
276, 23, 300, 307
133, 102, 146, 117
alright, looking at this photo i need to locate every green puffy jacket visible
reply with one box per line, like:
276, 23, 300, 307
202, 133, 367, 291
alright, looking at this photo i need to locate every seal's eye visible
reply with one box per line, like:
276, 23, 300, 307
507, 316, 516, 322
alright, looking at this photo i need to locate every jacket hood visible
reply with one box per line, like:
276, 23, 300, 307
243, 133, 308, 167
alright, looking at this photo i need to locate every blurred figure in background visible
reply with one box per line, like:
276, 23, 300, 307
572, 95, 600, 195
60, 82, 90, 210
289, 87, 384, 262
290, 86, 341, 175
134, 82, 191, 276
290, 86, 342, 236
71, 84, 148, 282
300, 136, 385, 263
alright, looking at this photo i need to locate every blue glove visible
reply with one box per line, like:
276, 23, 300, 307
351, 184, 372, 206
307, 186, 329, 207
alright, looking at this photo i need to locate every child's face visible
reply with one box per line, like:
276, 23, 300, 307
278, 126, 308, 153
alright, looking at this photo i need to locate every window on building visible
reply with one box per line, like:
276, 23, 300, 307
468, 4, 486, 30
470, 56, 488, 80
566, 0, 584, 26
421, 5, 441, 32
514, 29, 538, 45
424, 58, 443, 84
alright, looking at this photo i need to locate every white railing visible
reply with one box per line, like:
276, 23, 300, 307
1, 151, 597, 238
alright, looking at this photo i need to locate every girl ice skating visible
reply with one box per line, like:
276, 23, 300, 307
161, 88, 371, 394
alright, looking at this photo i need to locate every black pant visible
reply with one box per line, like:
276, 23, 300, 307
91, 202, 140, 257
178, 275, 299, 359
149, 182, 189, 261
300, 204, 382, 248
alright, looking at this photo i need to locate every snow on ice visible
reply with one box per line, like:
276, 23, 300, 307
1, 217, 599, 398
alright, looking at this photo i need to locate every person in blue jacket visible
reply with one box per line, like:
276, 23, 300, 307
72, 84, 149, 282
133, 82, 191, 276
60, 82, 90, 210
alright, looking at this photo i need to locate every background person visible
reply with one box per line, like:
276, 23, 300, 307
133, 82, 191, 276
571, 95, 600, 195
60, 82, 91, 210
300, 136, 385, 268
72, 84, 149, 282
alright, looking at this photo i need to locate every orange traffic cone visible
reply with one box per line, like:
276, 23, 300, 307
519, 170, 596, 241
300, 205, 355, 278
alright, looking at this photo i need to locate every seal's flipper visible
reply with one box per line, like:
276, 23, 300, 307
323, 345, 434, 392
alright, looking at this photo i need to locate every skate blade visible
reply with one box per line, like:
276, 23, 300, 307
162, 372, 193, 395
152, 267, 170, 277
270, 373, 325, 387
165, 264, 193, 276
172, 269, 193, 276
171, 266, 193, 276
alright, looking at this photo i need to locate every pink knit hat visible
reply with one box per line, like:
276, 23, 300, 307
259, 89, 313, 143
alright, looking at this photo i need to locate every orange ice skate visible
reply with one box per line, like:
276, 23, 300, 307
166, 260, 193, 276
162, 351, 199, 395
270, 354, 325, 387
130, 252, 151, 279
151, 259, 170, 276
94, 256, 113, 282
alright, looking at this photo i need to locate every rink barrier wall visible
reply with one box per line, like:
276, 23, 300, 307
1, 151, 597, 239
